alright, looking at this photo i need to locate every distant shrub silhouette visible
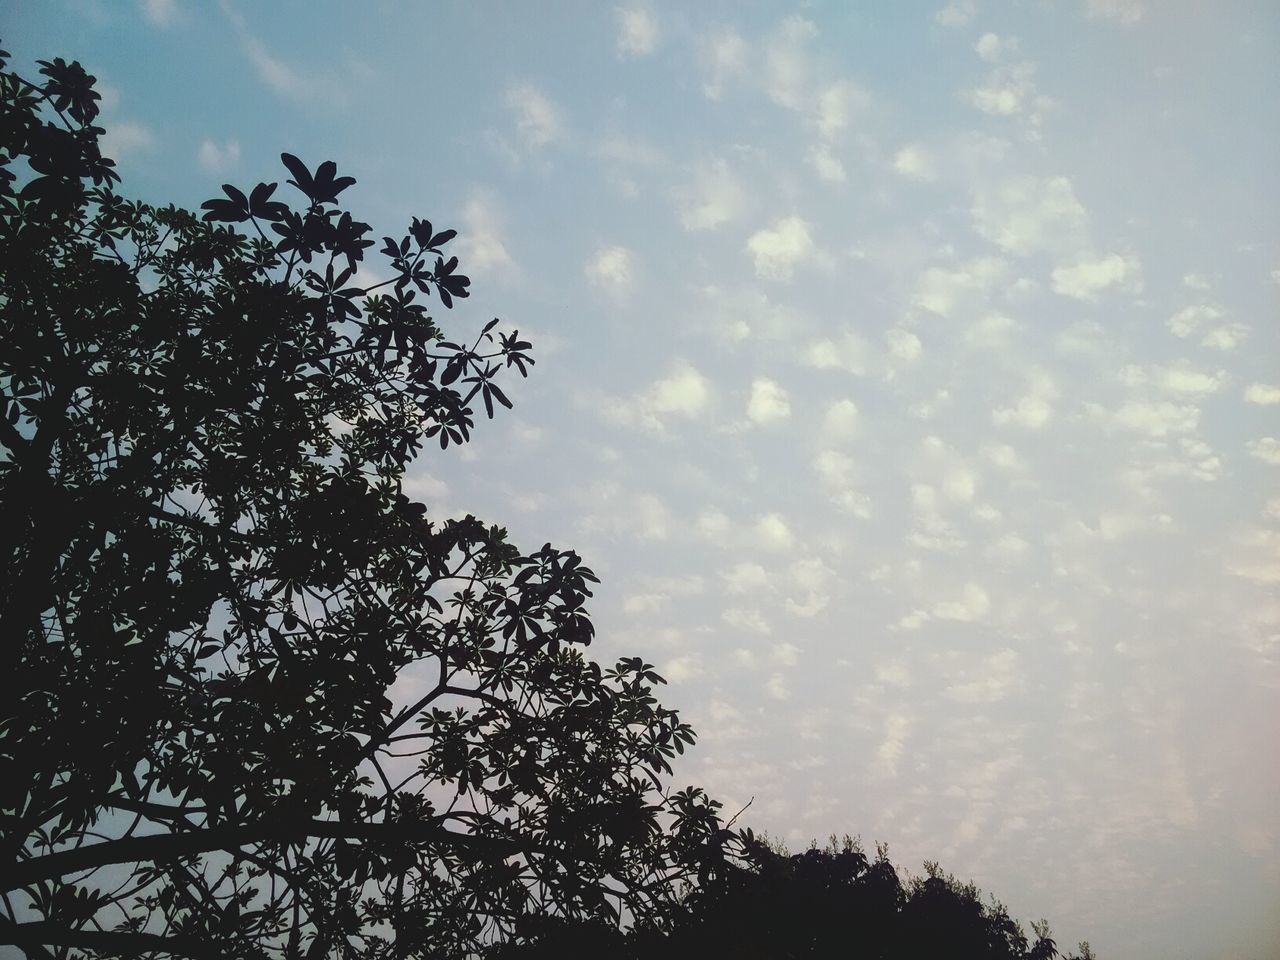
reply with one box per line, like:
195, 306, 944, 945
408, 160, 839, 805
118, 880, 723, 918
492, 836, 1097, 960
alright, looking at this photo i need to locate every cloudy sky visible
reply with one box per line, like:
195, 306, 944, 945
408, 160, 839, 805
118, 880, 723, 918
14, 1, 1280, 956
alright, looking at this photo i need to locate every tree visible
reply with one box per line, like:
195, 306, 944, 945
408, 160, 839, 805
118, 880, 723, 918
0, 47, 737, 959
496, 836, 1099, 960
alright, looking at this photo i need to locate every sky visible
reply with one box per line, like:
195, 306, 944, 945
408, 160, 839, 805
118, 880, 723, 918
10, 1, 1280, 956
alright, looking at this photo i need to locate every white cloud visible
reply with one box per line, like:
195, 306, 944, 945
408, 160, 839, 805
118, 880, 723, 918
746, 378, 791, 425
815, 81, 870, 138
677, 157, 745, 231
600, 359, 712, 433
457, 194, 514, 277
1247, 438, 1280, 465
947, 648, 1022, 703
809, 144, 847, 184
803, 329, 869, 375
702, 27, 748, 100
1086, 0, 1145, 25
982, 443, 1027, 473
585, 245, 635, 291
1166, 303, 1247, 350
1245, 384, 1280, 406
1119, 363, 1224, 397
970, 61, 1041, 118
755, 512, 795, 551
196, 137, 240, 174
993, 370, 1058, 430
886, 328, 923, 363
765, 673, 791, 701
663, 654, 702, 683
507, 84, 564, 151
141, 0, 177, 26
913, 257, 1006, 316
765, 16, 817, 111
966, 313, 1018, 350
934, 0, 976, 26
933, 583, 991, 621
100, 122, 155, 160
616, 7, 659, 59
876, 660, 913, 688
722, 562, 770, 595
1090, 400, 1201, 437
813, 449, 872, 518
772, 641, 802, 666
724, 608, 771, 634
875, 712, 911, 776
821, 399, 859, 439
892, 145, 936, 182
972, 176, 1088, 256
1199, 323, 1248, 351
1051, 253, 1140, 300
975, 33, 1017, 63
747, 216, 815, 281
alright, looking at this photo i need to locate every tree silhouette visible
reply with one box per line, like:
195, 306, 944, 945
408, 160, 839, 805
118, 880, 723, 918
0, 47, 738, 958
494, 836, 1099, 960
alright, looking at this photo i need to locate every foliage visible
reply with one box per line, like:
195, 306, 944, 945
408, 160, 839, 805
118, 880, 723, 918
0, 46, 737, 959
497, 836, 1099, 960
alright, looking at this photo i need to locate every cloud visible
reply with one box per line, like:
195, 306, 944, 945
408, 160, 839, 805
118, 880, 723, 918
724, 607, 771, 634
971, 176, 1087, 256
1051, 253, 1140, 300
765, 673, 791, 701
1086, 0, 1146, 24
982, 442, 1027, 473
934, 0, 977, 26
815, 81, 870, 138
813, 449, 872, 517
993, 369, 1058, 430
947, 648, 1023, 703
886, 328, 923, 364
677, 157, 745, 231
1245, 384, 1280, 406
809, 144, 847, 184
1247, 438, 1280, 465
765, 16, 817, 111
970, 60, 1042, 118
663, 654, 702, 683
722, 562, 770, 595
820, 399, 859, 439
966, 313, 1018, 350
892, 145, 937, 181
616, 7, 659, 59
141, 0, 177, 26
1089, 400, 1201, 437
1166, 303, 1247, 349
584, 245, 635, 292
100, 122, 155, 160
221, 4, 311, 101
912, 257, 1006, 317
755, 513, 795, 551
702, 26, 748, 100
600, 359, 713, 434
747, 378, 791, 425
1118, 363, 1224, 397
803, 329, 869, 375
875, 712, 911, 776
975, 32, 1017, 63
933, 583, 991, 621
196, 137, 240, 174
457, 193, 514, 278
507, 84, 564, 151
747, 216, 816, 281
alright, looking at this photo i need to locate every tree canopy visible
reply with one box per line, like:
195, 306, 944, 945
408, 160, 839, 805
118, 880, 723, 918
0, 47, 736, 959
